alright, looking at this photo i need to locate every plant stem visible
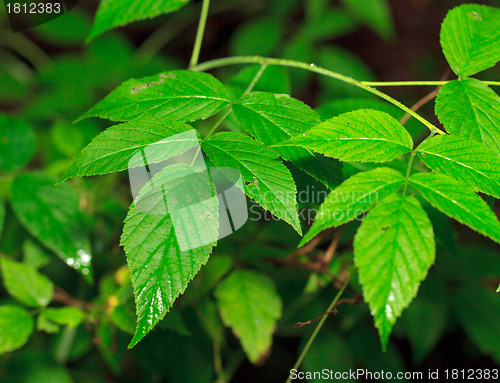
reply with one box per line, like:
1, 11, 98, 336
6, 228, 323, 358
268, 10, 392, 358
285, 276, 351, 383
402, 151, 417, 196
202, 63, 267, 143
189, 0, 210, 69
189, 63, 268, 167
192, 56, 445, 134
361, 80, 500, 87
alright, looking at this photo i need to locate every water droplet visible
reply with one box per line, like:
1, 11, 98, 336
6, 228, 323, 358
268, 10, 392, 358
385, 303, 394, 320
309, 63, 316, 67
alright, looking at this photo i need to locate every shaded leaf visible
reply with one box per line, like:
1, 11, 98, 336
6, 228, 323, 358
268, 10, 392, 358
230, 18, 283, 57
300, 167, 404, 247
453, 286, 500, 363
0, 114, 37, 172
0, 305, 34, 354
0, 202, 4, 239
417, 135, 500, 198
409, 172, 500, 244
11, 173, 93, 280
233, 92, 343, 189
302, 331, 354, 382
341, 0, 395, 40
203, 132, 301, 234
354, 194, 435, 348
225, 65, 291, 101
40, 307, 84, 328
215, 270, 282, 363
0, 257, 54, 307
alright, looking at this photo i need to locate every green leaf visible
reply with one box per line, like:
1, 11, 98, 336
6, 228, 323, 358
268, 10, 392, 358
453, 286, 500, 363
409, 173, 500, 244
277, 109, 413, 162
354, 193, 435, 348
233, 92, 343, 189
121, 164, 219, 348
38, 307, 85, 331
401, 280, 448, 364
0, 305, 34, 353
62, 118, 194, 180
0, 257, 54, 307
230, 18, 284, 57
440, 4, 500, 77
197, 298, 224, 344
79, 70, 230, 123
300, 167, 404, 247
182, 254, 233, 305
316, 97, 403, 120
202, 132, 302, 234
417, 135, 500, 198
215, 270, 282, 363
341, 0, 395, 40
23, 240, 51, 269
89, 0, 190, 40
225, 65, 291, 101
296, 8, 357, 43
435, 79, 500, 153
11, 172, 93, 280
302, 331, 354, 382
0, 202, 4, 239
0, 114, 37, 172
318, 47, 375, 99
34, 9, 90, 46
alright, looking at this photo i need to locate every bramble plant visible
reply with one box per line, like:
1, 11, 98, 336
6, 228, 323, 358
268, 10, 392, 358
1, 0, 500, 381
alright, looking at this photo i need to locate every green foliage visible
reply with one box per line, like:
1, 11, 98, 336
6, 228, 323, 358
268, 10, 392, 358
0, 257, 54, 307
37, 307, 84, 334
300, 167, 404, 246
0, 115, 36, 172
354, 194, 435, 349
278, 109, 413, 162
11, 173, 93, 280
89, 0, 191, 40
440, 4, 500, 77
341, 0, 394, 41
79, 70, 230, 123
215, 270, 282, 363
0, 306, 34, 354
1, 0, 499, 379
233, 92, 343, 189
453, 286, 500, 363
408, 173, 500, 244
417, 135, 500, 198
121, 164, 218, 347
435, 79, 500, 153
203, 131, 302, 233
62, 118, 194, 180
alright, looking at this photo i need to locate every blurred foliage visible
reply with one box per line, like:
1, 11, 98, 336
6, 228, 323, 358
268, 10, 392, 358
0, 1, 499, 382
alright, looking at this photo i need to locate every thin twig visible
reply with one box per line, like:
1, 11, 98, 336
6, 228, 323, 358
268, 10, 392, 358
285, 276, 352, 383
292, 296, 362, 328
400, 68, 451, 126
318, 228, 344, 268
192, 56, 445, 134
52, 287, 90, 309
